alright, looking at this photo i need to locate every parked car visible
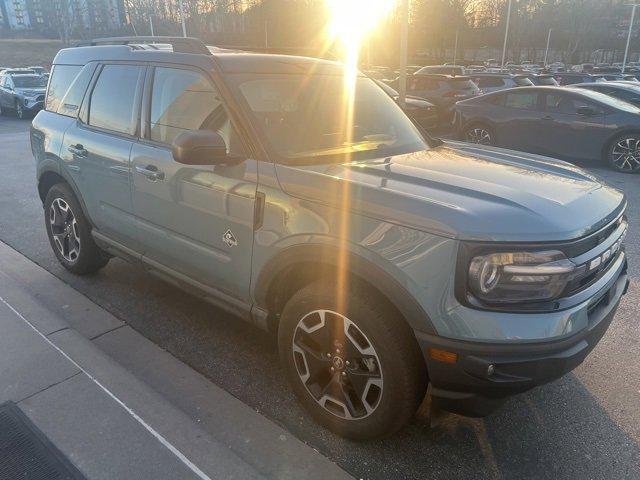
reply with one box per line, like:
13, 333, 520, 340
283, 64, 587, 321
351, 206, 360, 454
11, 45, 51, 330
375, 80, 438, 130
32, 38, 629, 440
0, 73, 47, 118
1, 68, 37, 76
591, 73, 626, 82
402, 73, 480, 121
554, 72, 596, 85
27, 66, 47, 75
469, 73, 533, 93
415, 65, 465, 76
571, 63, 595, 72
523, 74, 559, 86
572, 81, 640, 107
454, 85, 640, 172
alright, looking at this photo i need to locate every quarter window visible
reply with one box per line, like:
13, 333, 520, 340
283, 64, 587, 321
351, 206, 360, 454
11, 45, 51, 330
45, 65, 81, 113
88, 65, 144, 135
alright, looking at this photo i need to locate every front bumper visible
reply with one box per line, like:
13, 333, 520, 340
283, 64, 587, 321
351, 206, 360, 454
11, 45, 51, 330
415, 258, 629, 417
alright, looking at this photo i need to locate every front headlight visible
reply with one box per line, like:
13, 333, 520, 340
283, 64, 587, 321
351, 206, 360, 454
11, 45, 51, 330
467, 250, 579, 304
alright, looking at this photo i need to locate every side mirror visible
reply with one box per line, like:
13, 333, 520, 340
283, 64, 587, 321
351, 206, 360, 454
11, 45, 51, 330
576, 105, 596, 116
171, 130, 227, 165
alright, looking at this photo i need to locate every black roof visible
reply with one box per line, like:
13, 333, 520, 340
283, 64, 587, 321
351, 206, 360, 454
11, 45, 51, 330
54, 37, 348, 76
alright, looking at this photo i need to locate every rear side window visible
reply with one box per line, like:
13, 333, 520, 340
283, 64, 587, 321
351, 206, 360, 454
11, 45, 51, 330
504, 92, 539, 109
475, 77, 504, 88
449, 79, 477, 90
45, 65, 81, 113
514, 77, 534, 87
88, 65, 144, 135
408, 77, 438, 91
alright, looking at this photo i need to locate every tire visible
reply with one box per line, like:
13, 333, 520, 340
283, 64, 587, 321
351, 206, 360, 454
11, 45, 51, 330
14, 101, 25, 120
606, 134, 640, 173
278, 279, 428, 440
44, 183, 110, 274
463, 123, 494, 146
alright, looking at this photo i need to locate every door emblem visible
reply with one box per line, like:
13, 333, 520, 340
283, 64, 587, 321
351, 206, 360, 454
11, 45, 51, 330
223, 229, 238, 248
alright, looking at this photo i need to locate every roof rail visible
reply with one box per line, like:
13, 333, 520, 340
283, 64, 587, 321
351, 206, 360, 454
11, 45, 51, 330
79, 36, 211, 55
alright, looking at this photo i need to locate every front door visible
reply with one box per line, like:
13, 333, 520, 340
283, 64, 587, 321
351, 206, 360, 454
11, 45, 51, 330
60, 64, 146, 249
131, 66, 257, 302
539, 92, 607, 160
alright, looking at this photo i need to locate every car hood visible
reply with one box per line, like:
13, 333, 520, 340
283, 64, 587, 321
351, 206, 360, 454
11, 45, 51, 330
275, 142, 625, 242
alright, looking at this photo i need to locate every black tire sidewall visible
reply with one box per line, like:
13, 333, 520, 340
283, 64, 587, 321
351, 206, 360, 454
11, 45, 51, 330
278, 280, 427, 440
44, 183, 107, 274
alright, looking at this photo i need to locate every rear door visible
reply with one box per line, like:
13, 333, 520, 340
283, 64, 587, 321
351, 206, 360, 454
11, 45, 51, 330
130, 65, 258, 301
497, 90, 545, 152
60, 63, 145, 249
539, 91, 607, 160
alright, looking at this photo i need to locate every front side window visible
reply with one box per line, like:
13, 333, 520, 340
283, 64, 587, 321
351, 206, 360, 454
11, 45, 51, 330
88, 64, 144, 135
545, 94, 603, 115
234, 73, 428, 163
150, 67, 232, 148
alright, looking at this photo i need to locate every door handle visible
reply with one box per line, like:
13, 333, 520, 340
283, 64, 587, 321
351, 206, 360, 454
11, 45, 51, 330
67, 144, 88, 157
135, 164, 165, 181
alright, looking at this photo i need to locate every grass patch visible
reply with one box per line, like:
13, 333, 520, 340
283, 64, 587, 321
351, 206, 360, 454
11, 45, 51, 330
0, 39, 65, 69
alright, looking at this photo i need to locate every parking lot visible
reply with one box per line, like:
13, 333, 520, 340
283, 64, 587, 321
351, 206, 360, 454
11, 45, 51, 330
1, 113, 639, 479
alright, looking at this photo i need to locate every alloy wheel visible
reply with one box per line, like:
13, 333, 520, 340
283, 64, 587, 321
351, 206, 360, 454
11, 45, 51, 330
466, 127, 492, 145
292, 309, 383, 420
49, 198, 81, 262
611, 137, 640, 172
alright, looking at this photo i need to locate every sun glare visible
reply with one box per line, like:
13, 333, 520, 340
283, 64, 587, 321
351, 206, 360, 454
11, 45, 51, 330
324, 0, 396, 318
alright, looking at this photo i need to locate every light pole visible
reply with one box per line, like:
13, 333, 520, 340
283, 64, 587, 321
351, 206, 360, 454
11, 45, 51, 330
398, 0, 409, 107
178, 0, 187, 37
623, 4, 639, 72
543, 28, 552, 67
149, 14, 154, 36
500, 0, 512, 71
453, 27, 459, 66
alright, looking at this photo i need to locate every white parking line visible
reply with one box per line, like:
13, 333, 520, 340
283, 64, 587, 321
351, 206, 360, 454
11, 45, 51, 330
0, 295, 213, 480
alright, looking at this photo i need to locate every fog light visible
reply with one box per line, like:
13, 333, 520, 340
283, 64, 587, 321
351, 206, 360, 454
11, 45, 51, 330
428, 348, 458, 364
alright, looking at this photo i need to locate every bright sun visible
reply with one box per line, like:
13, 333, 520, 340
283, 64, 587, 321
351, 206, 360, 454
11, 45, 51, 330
326, 0, 396, 68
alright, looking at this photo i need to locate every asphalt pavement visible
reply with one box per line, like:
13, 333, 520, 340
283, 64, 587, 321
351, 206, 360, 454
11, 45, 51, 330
1, 114, 639, 479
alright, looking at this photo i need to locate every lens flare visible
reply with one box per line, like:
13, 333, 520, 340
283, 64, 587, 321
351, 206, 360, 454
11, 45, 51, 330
324, 0, 396, 317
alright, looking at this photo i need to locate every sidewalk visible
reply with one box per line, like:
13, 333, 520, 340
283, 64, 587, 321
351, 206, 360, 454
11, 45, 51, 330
0, 240, 353, 480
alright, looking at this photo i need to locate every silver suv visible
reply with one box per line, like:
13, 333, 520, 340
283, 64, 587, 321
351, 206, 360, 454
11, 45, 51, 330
31, 37, 629, 440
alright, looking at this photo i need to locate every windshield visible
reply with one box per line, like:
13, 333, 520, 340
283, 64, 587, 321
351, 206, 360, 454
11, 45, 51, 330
233, 74, 428, 163
13, 75, 47, 88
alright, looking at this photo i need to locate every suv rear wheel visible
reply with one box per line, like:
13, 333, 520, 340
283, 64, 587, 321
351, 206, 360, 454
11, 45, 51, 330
278, 280, 427, 440
44, 183, 110, 274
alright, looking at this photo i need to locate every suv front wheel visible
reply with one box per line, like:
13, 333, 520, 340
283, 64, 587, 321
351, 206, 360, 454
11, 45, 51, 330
278, 279, 427, 440
44, 183, 110, 274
